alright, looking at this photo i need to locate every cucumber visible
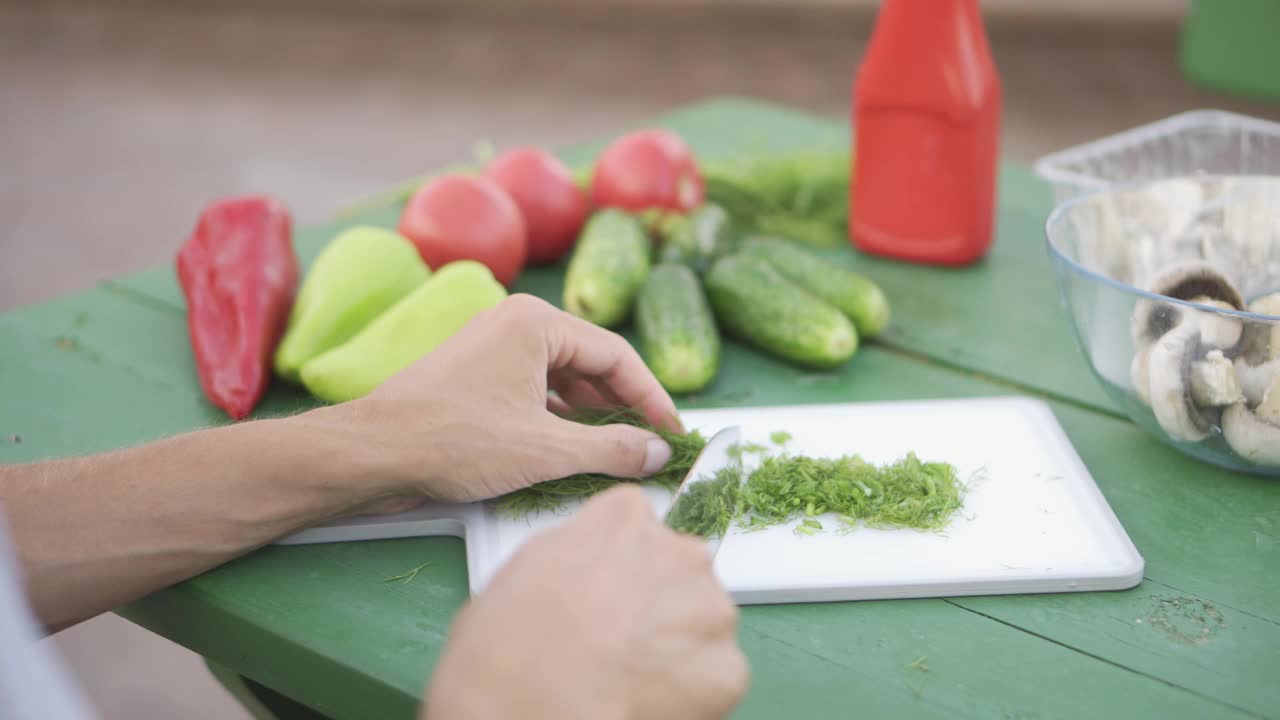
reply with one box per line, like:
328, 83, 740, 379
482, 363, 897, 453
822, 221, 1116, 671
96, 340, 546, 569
741, 236, 890, 337
636, 263, 721, 393
563, 209, 652, 328
705, 255, 857, 369
655, 203, 736, 274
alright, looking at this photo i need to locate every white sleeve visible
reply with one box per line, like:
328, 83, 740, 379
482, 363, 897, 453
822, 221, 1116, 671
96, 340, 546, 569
0, 508, 98, 720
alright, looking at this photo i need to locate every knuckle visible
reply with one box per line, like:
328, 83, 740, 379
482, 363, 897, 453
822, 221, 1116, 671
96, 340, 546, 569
498, 294, 551, 325
608, 428, 648, 474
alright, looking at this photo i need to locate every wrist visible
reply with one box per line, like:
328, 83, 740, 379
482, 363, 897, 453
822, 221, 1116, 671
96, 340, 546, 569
265, 403, 406, 512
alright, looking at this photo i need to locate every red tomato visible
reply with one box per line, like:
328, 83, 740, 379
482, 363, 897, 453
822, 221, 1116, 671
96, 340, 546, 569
398, 175, 527, 287
484, 147, 588, 264
591, 129, 704, 213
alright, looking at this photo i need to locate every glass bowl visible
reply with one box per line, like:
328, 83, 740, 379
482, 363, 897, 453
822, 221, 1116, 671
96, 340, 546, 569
1046, 175, 1280, 475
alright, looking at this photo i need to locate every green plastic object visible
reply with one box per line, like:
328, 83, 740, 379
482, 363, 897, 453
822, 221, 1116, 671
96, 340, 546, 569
1181, 0, 1280, 103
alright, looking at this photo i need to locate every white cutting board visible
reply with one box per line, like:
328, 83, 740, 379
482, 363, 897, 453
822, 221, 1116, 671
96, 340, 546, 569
279, 397, 1144, 604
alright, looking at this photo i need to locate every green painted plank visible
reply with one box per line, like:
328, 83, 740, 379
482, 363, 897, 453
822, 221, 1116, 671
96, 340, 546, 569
737, 600, 1251, 720
946, 588, 1278, 718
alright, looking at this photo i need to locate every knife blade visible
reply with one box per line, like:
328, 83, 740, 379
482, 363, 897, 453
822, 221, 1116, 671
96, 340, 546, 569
663, 426, 742, 556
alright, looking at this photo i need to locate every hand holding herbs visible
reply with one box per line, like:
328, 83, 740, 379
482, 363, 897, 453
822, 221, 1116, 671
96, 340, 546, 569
346, 296, 680, 503
426, 485, 748, 720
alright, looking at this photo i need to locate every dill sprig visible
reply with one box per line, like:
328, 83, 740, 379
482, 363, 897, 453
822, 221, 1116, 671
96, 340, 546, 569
494, 407, 707, 518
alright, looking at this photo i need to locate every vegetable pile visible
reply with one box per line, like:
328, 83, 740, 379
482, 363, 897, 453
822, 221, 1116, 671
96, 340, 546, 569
499, 408, 966, 539
175, 127, 888, 419
562, 129, 890, 394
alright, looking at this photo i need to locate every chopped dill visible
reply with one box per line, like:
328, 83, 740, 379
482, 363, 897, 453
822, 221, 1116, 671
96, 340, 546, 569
739, 452, 964, 534
665, 465, 744, 539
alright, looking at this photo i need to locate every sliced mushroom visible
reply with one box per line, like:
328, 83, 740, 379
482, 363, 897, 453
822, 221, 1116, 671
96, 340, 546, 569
1130, 262, 1245, 349
1148, 324, 1216, 443
1239, 292, 1280, 356
1233, 292, 1280, 406
1186, 296, 1244, 350
1235, 357, 1280, 407
1222, 402, 1280, 469
1257, 376, 1280, 422
1190, 349, 1244, 407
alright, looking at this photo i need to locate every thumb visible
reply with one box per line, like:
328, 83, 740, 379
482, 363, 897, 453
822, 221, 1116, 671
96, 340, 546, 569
549, 418, 673, 479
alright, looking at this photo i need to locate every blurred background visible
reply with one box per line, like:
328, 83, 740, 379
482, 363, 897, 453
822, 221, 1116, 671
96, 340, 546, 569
3, 0, 1278, 717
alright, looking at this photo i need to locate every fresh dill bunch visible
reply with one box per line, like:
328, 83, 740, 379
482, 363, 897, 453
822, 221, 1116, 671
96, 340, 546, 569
494, 407, 707, 519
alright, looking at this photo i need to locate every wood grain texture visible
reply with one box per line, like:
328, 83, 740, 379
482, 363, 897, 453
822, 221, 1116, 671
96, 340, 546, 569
3, 98, 1277, 719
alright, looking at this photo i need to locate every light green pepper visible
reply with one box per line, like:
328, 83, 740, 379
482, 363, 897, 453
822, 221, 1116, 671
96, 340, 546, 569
300, 261, 507, 403
275, 226, 429, 383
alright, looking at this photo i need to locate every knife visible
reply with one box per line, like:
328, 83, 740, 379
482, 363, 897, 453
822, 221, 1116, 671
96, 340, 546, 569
663, 425, 743, 556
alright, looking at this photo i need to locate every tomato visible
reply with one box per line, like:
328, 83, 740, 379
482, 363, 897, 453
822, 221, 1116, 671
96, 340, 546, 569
485, 147, 588, 264
591, 129, 704, 213
398, 175, 527, 287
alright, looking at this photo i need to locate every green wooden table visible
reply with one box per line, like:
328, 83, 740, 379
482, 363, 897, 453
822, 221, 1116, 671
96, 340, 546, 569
2, 98, 1276, 719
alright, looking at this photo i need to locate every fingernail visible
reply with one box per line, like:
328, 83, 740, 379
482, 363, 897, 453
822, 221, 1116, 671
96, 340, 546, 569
642, 438, 673, 475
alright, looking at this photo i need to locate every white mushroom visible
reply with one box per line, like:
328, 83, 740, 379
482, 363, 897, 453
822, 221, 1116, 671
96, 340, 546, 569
1235, 357, 1280, 407
1221, 377, 1280, 467
1128, 264, 1246, 410
1190, 349, 1244, 407
1148, 324, 1216, 443
1233, 292, 1280, 406
1186, 296, 1244, 350
1257, 376, 1280, 422
1129, 262, 1245, 350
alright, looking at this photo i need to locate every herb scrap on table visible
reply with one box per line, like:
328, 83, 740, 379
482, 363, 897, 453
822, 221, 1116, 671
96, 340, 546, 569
383, 562, 435, 585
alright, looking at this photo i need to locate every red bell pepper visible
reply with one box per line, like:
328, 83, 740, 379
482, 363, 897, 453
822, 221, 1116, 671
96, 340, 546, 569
177, 195, 299, 420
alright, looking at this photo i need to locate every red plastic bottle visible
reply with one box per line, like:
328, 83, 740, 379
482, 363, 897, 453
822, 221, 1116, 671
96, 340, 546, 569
851, 0, 1002, 265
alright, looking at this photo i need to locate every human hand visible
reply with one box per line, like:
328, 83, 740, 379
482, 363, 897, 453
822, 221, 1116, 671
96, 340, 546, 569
422, 485, 749, 720
320, 294, 681, 504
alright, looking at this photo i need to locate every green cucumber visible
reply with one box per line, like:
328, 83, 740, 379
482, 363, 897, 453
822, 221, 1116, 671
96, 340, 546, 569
563, 209, 652, 328
741, 236, 890, 337
655, 203, 736, 274
636, 263, 721, 393
705, 255, 857, 369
